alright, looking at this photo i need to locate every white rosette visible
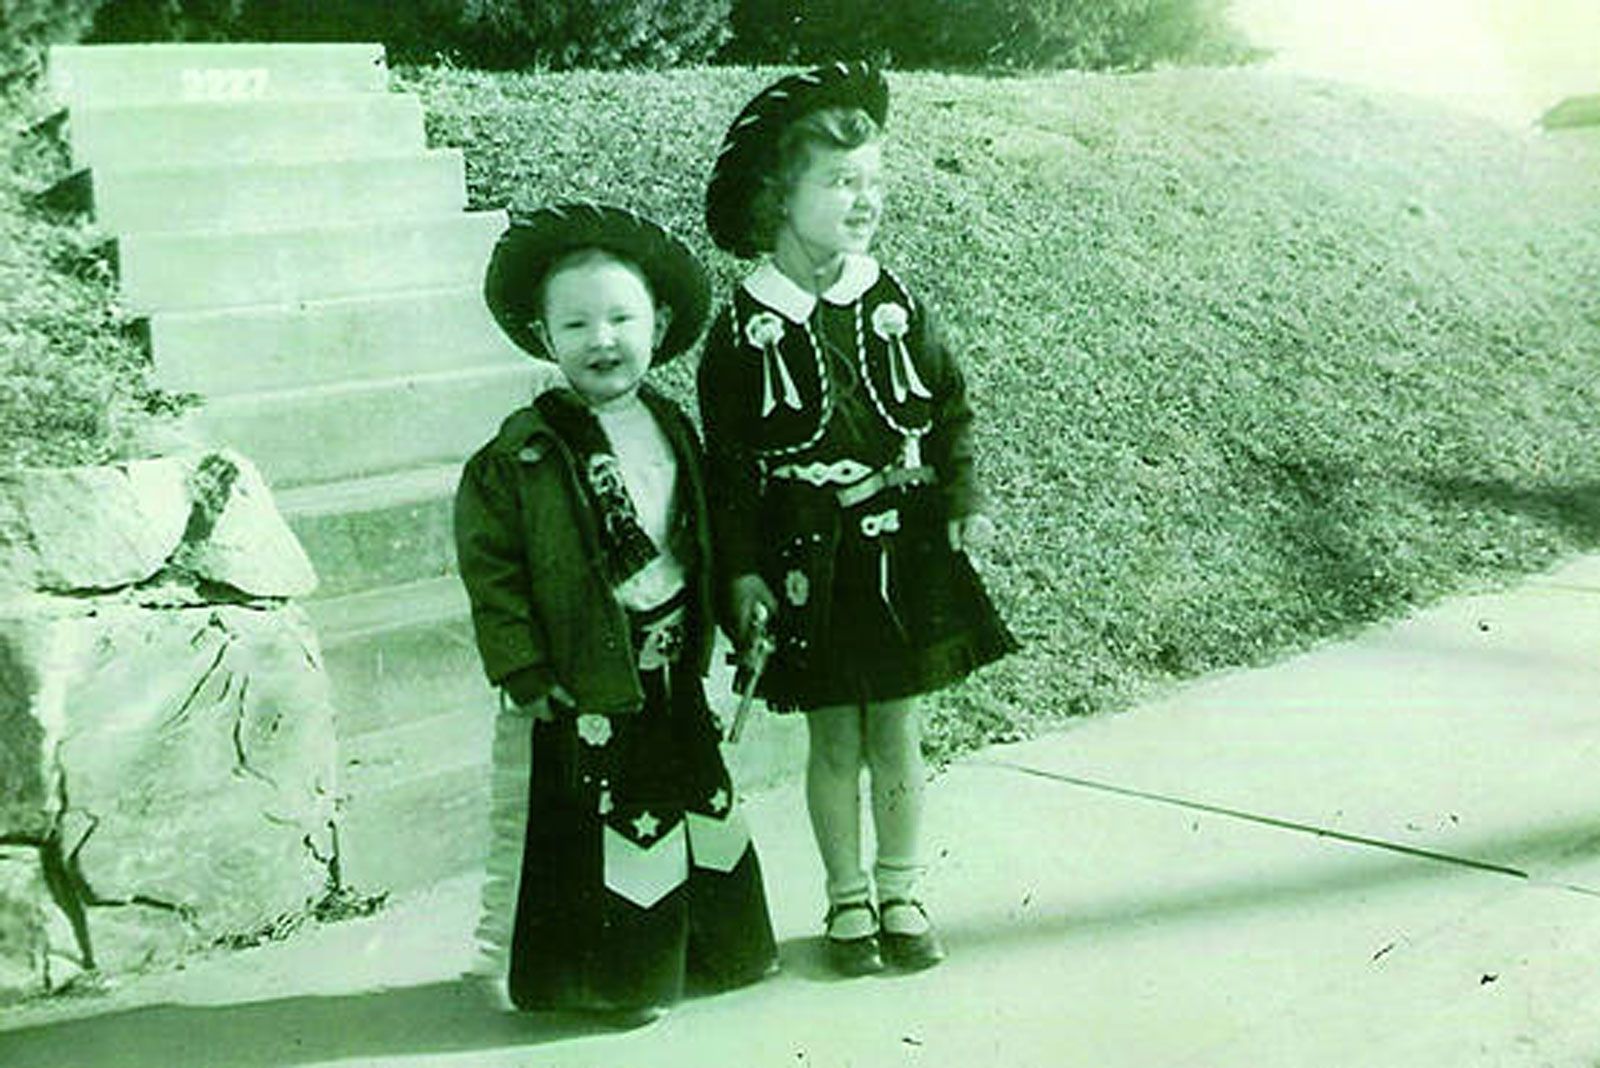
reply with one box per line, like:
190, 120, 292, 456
870, 301, 930, 404
746, 310, 801, 416
576, 713, 613, 747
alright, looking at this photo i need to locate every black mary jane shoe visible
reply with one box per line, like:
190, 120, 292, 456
823, 901, 885, 977
878, 899, 946, 972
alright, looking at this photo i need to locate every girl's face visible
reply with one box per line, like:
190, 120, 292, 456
783, 140, 885, 258
538, 255, 668, 406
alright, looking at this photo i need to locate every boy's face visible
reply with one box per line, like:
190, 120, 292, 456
538, 255, 668, 406
785, 140, 884, 258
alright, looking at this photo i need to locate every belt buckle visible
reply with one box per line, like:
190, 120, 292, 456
636, 608, 686, 670
860, 508, 902, 538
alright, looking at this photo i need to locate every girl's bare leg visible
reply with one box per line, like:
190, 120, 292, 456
866, 697, 930, 935
806, 703, 873, 937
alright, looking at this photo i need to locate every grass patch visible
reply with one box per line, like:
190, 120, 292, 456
211, 885, 390, 952
401, 64, 1600, 760
0, 81, 190, 471
3, 62, 1597, 761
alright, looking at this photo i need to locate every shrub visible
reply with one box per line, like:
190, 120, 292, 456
2, 0, 104, 84
1, 79, 185, 469
83, 0, 731, 69
454, 0, 731, 70
725, 0, 892, 65
87, 0, 243, 43
723, 0, 1259, 71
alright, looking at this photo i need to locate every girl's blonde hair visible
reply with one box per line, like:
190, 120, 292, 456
749, 106, 882, 252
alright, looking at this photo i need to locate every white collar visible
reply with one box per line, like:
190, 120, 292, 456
742, 253, 881, 323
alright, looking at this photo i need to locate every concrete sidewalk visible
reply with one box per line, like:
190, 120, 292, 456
3, 557, 1599, 1068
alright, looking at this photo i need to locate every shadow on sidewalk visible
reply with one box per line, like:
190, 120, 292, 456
0, 978, 621, 1068
929, 803, 1600, 959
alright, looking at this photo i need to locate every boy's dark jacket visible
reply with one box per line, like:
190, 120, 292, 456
453, 385, 714, 716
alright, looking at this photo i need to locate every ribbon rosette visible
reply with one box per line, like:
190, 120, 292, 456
745, 311, 801, 417
577, 714, 613, 747
784, 568, 810, 607
870, 302, 931, 404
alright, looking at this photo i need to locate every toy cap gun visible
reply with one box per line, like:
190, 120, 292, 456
726, 602, 775, 744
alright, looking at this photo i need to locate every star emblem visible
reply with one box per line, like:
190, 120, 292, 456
632, 811, 660, 840
708, 788, 730, 815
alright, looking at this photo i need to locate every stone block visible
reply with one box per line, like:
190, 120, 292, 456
0, 847, 49, 1002
0, 460, 189, 595
172, 452, 318, 599
0, 452, 316, 601
0, 599, 338, 985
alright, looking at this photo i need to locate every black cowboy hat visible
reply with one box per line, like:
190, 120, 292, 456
484, 202, 711, 364
705, 62, 890, 260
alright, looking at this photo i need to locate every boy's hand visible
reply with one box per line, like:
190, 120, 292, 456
505, 683, 573, 721
506, 696, 555, 722
730, 573, 778, 646
947, 514, 997, 553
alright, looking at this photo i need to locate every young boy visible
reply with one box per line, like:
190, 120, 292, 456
455, 203, 778, 1023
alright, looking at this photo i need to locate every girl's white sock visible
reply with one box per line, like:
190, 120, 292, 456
825, 874, 875, 938
874, 858, 931, 935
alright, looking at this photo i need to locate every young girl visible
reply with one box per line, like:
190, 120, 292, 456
698, 63, 1016, 976
456, 203, 778, 1023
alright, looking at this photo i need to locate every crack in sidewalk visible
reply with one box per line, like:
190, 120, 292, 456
973, 756, 1600, 899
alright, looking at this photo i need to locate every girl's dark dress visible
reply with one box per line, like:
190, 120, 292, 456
457, 387, 777, 1012
697, 255, 1016, 711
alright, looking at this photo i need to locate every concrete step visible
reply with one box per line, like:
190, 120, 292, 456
336, 760, 491, 896
341, 709, 492, 806
308, 576, 808, 893
309, 576, 483, 734
308, 577, 809, 780
118, 210, 507, 314
305, 577, 492, 893
147, 286, 533, 397
78, 150, 466, 236
195, 362, 539, 487
48, 43, 388, 107
280, 465, 461, 600
331, 674, 808, 896
63, 94, 424, 170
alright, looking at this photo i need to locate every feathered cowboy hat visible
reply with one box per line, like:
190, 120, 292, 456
705, 62, 890, 260
484, 202, 711, 364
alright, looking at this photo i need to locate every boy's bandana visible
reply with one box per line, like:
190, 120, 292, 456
534, 390, 660, 588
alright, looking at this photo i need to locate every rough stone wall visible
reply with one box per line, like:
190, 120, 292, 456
0, 452, 337, 1001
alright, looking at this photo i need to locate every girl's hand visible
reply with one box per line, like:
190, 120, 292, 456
731, 573, 778, 646
947, 514, 997, 553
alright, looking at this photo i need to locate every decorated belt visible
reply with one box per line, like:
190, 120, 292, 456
632, 603, 687, 671
769, 458, 937, 508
